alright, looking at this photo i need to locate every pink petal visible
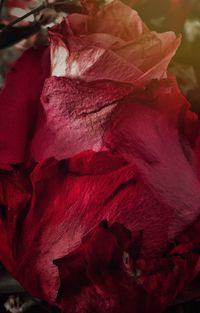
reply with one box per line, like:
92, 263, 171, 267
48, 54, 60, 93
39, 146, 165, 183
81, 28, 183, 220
67, 0, 148, 40
50, 1, 180, 84
30, 78, 133, 161
50, 33, 144, 83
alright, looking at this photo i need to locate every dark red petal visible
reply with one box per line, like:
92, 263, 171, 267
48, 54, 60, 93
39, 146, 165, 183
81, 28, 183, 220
104, 78, 200, 240
0, 148, 199, 312
0, 46, 50, 169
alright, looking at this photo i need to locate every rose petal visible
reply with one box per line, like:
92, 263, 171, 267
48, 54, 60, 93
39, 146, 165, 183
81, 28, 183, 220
50, 1, 180, 85
67, 0, 148, 40
0, 148, 199, 312
30, 77, 134, 161
0, 47, 50, 169
50, 33, 144, 82
104, 79, 200, 239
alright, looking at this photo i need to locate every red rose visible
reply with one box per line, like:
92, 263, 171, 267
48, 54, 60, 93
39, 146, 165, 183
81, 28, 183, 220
0, 1, 199, 313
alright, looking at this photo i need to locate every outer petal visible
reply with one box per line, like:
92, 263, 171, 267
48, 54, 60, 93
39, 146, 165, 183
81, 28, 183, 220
0, 150, 157, 304
54, 224, 200, 313
104, 79, 200, 239
30, 77, 134, 161
0, 167, 31, 274
0, 148, 199, 312
0, 46, 50, 169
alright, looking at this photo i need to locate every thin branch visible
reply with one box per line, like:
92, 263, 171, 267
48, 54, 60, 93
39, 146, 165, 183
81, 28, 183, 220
2, 3, 46, 32
1, 0, 78, 32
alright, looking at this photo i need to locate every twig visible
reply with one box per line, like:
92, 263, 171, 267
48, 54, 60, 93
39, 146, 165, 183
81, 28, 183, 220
1, 0, 79, 32
2, 3, 47, 32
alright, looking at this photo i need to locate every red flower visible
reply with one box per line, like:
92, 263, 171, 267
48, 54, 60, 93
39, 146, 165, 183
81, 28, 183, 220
0, 1, 199, 313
